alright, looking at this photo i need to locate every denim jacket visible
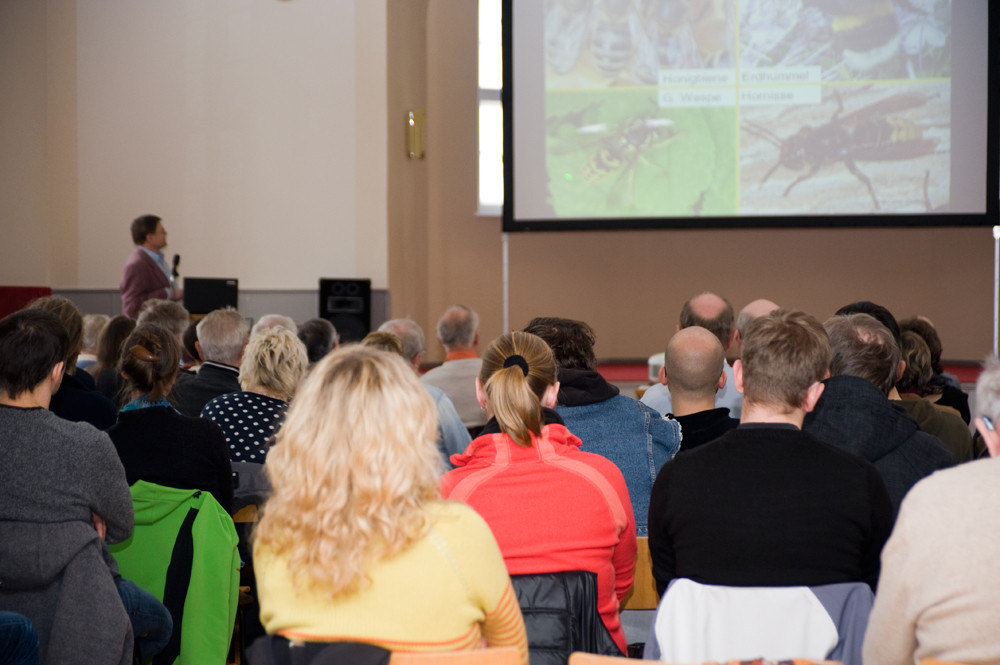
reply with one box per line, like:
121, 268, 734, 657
556, 369, 681, 536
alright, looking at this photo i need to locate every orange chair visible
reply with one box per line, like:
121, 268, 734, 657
390, 647, 521, 664
569, 655, 841, 665
620, 537, 658, 611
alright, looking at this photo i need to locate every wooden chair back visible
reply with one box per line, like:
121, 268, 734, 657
233, 503, 258, 523
568, 653, 626, 663
389, 647, 521, 664
620, 536, 658, 610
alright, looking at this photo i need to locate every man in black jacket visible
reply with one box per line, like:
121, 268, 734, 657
804, 312, 953, 515
171, 307, 248, 417
649, 310, 894, 596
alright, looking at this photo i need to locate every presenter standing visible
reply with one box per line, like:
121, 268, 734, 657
119, 214, 183, 319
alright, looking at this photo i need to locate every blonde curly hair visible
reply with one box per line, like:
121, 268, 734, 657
254, 344, 441, 597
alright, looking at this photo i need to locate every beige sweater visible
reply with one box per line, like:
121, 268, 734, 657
863, 455, 1000, 665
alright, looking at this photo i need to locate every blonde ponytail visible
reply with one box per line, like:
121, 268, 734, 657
479, 332, 557, 447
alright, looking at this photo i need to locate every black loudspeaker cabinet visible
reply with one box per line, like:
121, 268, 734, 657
319, 278, 371, 343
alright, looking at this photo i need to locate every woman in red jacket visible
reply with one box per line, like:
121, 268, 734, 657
440, 331, 637, 655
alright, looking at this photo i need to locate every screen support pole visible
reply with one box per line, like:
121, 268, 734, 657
502, 232, 510, 334
994, 226, 999, 357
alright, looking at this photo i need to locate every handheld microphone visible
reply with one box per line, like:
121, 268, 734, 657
172, 254, 180, 279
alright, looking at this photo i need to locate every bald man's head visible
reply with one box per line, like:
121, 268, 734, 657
663, 326, 726, 398
737, 299, 780, 339
679, 292, 735, 350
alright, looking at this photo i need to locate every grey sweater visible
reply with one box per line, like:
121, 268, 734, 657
0, 404, 134, 664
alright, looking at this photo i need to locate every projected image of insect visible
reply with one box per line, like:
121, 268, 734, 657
552, 109, 681, 210
742, 89, 944, 211
739, 0, 950, 81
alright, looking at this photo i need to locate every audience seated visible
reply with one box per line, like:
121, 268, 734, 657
649, 310, 893, 597
662, 326, 739, 451
27, 296, 116, 430
296, 317, 338, 366
202, 327, 307, 464
77, 313, 108, 374
0, 309, 134, 665
894, 330, 975, 462
376, 318, 472, 467
440, 331, 636, 656
899, 315, 970, 423
523, 316, 679, 537
803, 312, 954, 513
421, 304, 487, 432
108, 323, 233, 513
642, 292, 743, 419
171, 307, 249, 417
863, 357, 1000, 664
253, 345, 528, 662
89, 315, 137, 408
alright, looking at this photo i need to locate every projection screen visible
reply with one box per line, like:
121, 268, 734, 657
502, 0, 999, 231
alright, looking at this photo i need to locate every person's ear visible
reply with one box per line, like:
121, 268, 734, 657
717, 368, 727, 390
658, 366, 667, 386
541, 381, 560, 409
802, 381, 826, 414
475, 377, 488, 410
194, 340, 205, 362
896, 360, 906, 383
732, 359, 745, 395
49, 361, 66, 392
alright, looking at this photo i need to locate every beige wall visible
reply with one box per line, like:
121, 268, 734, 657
2, 0, 387, 292
389, 0, 995, 363
1, 1, 994, 362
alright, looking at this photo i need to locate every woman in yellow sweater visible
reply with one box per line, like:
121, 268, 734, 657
253, 345, 528, 663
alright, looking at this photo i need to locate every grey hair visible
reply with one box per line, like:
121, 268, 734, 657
975, 357, 1000, 424
436, 305, 478, 349
251, 313, 298, 336
82, 314, 110, 351
137, 299, 190, 339
378, 318, 425, 363
195, 307, 249, 365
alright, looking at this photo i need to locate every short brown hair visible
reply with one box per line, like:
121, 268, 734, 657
479, 331, 557, 446
741, 309, 831, 411
27, 296, 83, 365
130, 215, 161, 245
897, 330, 934, 394
899, 317, 944, 374
825, 313, 900, 395
522, 317, 597, 371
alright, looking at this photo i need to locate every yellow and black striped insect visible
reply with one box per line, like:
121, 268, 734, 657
558, 111, 680, 209
743, 91, 939, 210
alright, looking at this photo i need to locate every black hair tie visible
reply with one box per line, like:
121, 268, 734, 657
503, 354, 529, 377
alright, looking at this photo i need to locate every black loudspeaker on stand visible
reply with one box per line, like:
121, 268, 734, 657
319, 278, 371, 343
